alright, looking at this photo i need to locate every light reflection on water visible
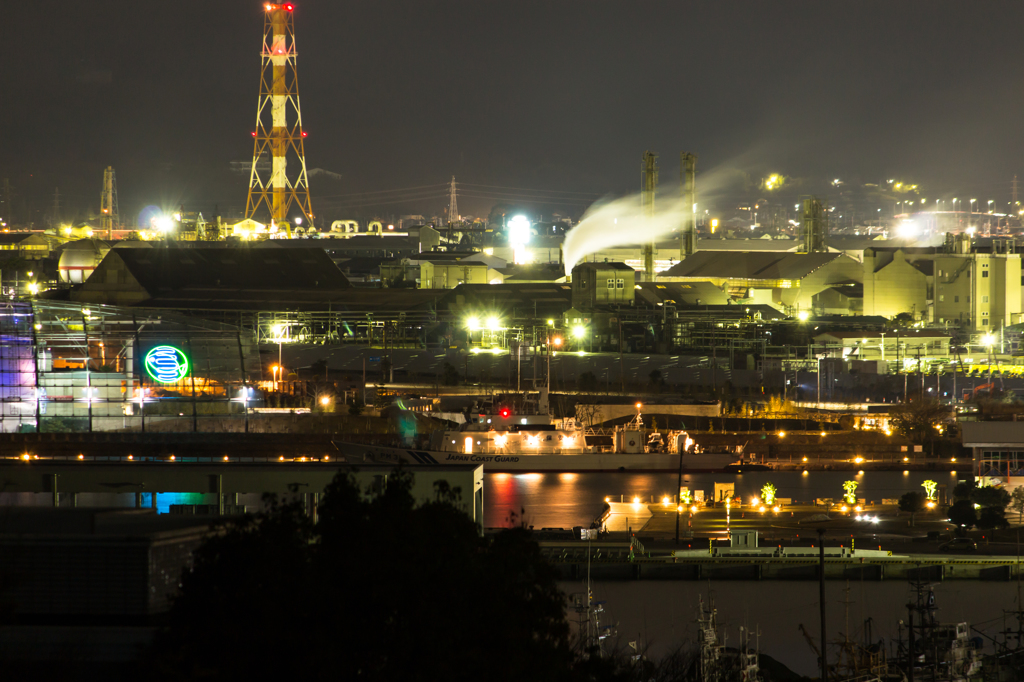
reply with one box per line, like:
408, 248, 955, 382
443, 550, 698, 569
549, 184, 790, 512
484, 469, 964, 529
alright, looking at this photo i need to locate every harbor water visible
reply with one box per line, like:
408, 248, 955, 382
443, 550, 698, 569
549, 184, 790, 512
485, 469, 967, 529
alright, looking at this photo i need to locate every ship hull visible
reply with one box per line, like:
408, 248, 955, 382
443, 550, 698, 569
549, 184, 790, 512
335, 442, 744, 473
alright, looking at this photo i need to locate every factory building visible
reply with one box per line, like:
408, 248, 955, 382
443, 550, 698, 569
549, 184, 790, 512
380, 251, 506, 289
70, 246, 351, 309
0, 232, 51, 259
657, 250, 862, 314
813, 330, 952, 370
862, 237, 1022, 331
571, 261, 636, 308
0, 300, 259, 433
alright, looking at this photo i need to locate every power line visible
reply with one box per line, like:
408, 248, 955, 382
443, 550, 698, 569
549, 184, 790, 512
460, 179, 602, 195
316, 183, 448, 199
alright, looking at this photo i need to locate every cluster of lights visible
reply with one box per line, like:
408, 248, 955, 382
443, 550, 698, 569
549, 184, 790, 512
466, 316, 503, 332
854, 514, 880, 524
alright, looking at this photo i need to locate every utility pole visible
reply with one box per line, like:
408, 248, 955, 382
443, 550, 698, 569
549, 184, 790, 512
818, 528, 828, 682
641, 151, 658, 281
2, 178, 14, 226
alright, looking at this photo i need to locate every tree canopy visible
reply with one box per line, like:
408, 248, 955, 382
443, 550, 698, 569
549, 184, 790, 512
148, 470, 626, 682
888, 399, 950, 444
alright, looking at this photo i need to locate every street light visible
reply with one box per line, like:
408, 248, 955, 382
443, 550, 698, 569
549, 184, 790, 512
987, 200, 994, 213
272, 364, 280, 391
982, 333, 996, 385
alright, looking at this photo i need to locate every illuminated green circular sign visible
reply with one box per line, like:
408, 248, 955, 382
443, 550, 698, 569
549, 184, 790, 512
144, 345, 189, 383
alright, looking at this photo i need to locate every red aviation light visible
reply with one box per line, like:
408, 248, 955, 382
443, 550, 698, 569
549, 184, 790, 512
283, 2, 294, 10
499, 407, 511, 419
301, 131, 308, 137
251, 131, 257, 137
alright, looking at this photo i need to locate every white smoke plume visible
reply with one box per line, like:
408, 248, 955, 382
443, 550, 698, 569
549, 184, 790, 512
562, 191, 690, 275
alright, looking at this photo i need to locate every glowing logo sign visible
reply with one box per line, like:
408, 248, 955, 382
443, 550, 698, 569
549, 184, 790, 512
144, 345, 189, 383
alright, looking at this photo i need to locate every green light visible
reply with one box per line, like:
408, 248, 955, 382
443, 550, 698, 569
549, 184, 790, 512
144, 345, 189, 383
761, 482, 777, 506
922, 479, 937, 501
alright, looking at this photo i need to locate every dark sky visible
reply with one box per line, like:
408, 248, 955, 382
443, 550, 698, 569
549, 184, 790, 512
3, 1, 1024, 225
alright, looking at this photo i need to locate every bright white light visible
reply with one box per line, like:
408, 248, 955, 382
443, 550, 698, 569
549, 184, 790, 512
467, 317, 480, 331
508, 215, 531, 246
486, 316, 501, 331
797, 311, 810, 321
572, 324, 586, 339
294, 217, 302, 226
896, 220, 919, 238
154, 216, 173, 232
982, 333, 995, 346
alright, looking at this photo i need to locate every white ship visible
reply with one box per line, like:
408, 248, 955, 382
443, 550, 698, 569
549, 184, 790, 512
336, 410, 764, 473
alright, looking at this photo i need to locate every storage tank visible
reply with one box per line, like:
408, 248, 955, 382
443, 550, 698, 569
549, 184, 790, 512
58, 239, 110, 283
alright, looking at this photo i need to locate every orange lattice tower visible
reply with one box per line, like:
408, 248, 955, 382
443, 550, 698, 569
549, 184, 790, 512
245, 2, 314, 236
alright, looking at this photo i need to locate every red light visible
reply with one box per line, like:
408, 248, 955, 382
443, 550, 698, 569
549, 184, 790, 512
301, 131, 307, 137
499, 408, 510, 419
251, 131, 257, 137
283, 2, 293, 10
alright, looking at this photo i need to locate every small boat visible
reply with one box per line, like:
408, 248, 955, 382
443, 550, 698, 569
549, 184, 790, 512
722, 461, 773, 473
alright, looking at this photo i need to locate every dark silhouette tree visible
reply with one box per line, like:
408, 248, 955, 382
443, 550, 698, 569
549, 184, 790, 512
888, 399, 950, 445
948, 499, 977, 532
898, 491, 926, 527
148, 470, 627, 682
970, 485, 1011, 510
977, 506, 1009, 531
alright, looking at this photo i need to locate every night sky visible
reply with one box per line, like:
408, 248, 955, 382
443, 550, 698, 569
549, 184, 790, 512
3, 1, 1024, 225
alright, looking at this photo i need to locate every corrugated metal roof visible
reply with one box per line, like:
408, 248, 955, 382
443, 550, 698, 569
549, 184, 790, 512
661, 251, 851, 280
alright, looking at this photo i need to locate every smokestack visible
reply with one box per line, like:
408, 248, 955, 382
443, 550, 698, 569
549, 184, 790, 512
680, 152, 697, 258
802, 197, 828, 253
641, 151, 658, 281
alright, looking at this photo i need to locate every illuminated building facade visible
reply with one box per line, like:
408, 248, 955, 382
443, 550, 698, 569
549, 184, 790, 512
0, 301, 259, 433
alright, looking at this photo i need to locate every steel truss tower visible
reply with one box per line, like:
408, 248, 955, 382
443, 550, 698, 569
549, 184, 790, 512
448, 176, 459, 224
246, 2, 314, 237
